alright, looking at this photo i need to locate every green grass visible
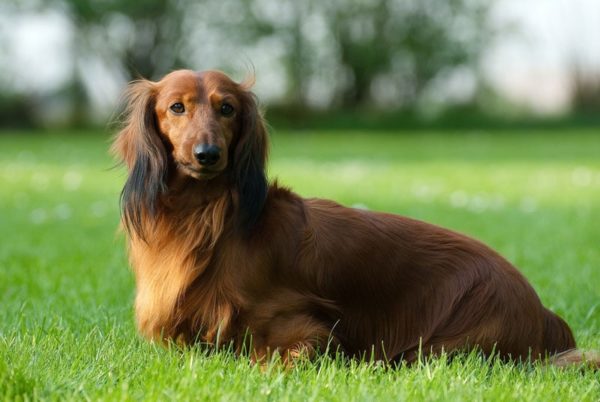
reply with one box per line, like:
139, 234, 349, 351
1, 128, 599, 401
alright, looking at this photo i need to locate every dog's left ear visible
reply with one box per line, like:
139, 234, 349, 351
231, 88, 269, 234
111, 79, 169, 238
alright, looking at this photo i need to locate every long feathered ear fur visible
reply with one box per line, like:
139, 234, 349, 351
111, 80, 169, 238
232, 87, 269, 234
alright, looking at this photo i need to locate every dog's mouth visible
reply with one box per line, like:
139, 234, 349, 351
177, 162, 221, 180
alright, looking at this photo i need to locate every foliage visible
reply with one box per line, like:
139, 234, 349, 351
1, 129, 599, 400
0, 94, 38, 128
3, 0, 189, 126
207, 0, 493, 109
0, 0, 494, 126
570, 66, 600, 114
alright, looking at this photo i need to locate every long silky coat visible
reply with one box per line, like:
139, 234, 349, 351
113, 69, 596, 367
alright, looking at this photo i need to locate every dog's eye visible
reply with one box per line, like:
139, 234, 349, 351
170, 103, 185, 114
220, 103, 234, 117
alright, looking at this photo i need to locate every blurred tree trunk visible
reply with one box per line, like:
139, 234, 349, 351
286, 4, 309, 107
570, 65, 600, 113
334, 0, 391, 108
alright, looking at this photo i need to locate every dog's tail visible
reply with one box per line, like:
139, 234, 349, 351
543, 308, 600, 369
550, 349, 600, 369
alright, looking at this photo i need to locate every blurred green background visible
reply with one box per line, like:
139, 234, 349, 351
1, 0, 599, 129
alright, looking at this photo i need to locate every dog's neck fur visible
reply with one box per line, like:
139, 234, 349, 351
130, 171, 238, 342
165, 169, 229, 202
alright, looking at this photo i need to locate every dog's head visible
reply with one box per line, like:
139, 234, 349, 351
113, 70, 268, 237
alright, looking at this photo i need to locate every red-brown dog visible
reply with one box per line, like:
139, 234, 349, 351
113, 69, 597, 367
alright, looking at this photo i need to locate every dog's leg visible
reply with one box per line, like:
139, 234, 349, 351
250, 314, 339, 368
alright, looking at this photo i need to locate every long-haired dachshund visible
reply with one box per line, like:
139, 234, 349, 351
113, 69, 598, 367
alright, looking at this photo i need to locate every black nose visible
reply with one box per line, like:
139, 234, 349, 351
193, 144, 221, 166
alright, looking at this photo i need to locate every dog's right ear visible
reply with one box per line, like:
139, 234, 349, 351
112, 79, 168, 239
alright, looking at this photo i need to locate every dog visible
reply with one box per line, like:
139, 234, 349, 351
113, 69, 597, 367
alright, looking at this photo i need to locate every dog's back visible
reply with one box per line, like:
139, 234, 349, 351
293, 197, 576, 361
544, 309, 576, 353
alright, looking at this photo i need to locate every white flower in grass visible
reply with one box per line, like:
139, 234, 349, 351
572, 167, 593, 187
30, 208, 47, 224
332, 161, 368, 183
63, 170, 83, 191
54, 203, 71, 220
412, 183, 440, 202
352, 203, 369, 210
449, 191, 468, 208
467, 195, 489, 213
519, 197, 537, 213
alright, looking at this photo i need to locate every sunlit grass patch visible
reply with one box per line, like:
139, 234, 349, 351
1, 129, 599, 400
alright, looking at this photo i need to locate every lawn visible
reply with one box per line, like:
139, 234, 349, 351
1, 128, 599, 401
